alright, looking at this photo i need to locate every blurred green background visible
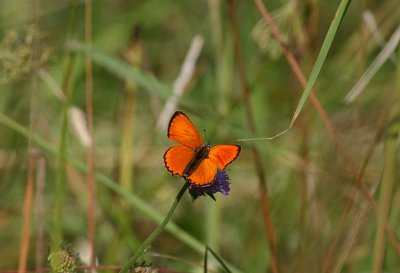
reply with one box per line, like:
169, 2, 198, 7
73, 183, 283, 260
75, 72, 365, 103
0, 0, 399, 272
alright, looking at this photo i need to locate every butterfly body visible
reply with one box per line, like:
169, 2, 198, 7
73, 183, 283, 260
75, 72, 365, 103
182, 144, 211, 178
164, 111, 240, 186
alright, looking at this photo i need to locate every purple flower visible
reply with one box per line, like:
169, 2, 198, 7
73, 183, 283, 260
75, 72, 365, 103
188, 169, 230, 200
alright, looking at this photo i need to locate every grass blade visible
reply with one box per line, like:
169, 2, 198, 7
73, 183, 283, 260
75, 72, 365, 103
204, 245, 232, 273
345, 25, 400, 103
67, 40, 171, 100
290, 0, 352, 126
372, 126, 398, 273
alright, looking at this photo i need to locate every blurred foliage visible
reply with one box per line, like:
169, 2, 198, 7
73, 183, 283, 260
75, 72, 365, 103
0, 0, 399, 273
0, 25, 51, 85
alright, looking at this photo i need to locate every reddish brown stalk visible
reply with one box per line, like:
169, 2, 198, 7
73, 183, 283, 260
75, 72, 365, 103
226, 1, 280, 273
85, 0, 96, 270
322, 119, 400, 272
35, 156, 46, 272
321, 189, 356, 273
18, 151, 37, 273
253, 0, 400, 255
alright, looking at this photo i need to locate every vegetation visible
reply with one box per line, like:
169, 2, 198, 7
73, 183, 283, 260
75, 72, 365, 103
0, 1, 399, 272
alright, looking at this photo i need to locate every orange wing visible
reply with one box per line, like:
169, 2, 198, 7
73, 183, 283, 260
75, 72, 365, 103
168, 111, 203, 149
208, 145, 241, 170
186, 158, 217, 186
164, 145, 195, 176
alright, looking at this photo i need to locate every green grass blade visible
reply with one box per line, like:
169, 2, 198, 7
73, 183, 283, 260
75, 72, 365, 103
67, 40, 171, 100
205, 245, 232, 273
290, 0, 352, 126
372, 125, 398, 273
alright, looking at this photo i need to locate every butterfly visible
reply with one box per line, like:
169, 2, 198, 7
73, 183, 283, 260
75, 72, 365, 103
164, 111, 241, 186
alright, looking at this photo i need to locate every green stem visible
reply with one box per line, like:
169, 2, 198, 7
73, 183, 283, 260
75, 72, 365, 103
119, 183, 188, 273
52, 0, 79, 248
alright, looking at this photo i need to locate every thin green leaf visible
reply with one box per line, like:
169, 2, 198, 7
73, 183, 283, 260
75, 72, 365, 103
290, 0, 352, 126
67, 40, 171, 99
204, 245, 232, 273
345, 25, 400, 103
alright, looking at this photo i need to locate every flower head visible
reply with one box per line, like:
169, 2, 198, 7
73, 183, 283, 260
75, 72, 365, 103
188, 169, 230, 200
48, 243, 79, 273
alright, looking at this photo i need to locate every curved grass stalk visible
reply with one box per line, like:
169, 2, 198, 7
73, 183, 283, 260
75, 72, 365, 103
119, 184, 187, 273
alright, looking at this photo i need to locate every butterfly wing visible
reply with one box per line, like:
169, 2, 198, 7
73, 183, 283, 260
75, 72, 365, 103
186, 158, 217, 186
164, 145, 195, 176
168, 111, 203, 149
208, 144, 241, 170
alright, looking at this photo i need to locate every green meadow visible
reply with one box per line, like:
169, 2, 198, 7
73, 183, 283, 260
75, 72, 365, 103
0, 1, 399, 272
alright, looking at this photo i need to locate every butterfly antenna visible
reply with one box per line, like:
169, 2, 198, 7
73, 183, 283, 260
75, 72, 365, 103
203, 129, 207, 143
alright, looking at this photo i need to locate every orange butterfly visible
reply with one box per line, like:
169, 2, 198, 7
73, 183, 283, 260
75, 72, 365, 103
164, 111, 241, 186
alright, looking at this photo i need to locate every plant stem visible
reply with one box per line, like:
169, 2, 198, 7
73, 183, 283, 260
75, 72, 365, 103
85, 0, 96, 269
18, 152, 36, 273
119, 183, 188, 273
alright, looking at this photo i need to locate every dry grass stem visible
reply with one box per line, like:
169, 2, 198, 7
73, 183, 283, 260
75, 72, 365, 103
18, 151, 37, 273
157, 35, 204, 131
34, 155, 46, 272
345, 25, 400, 103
